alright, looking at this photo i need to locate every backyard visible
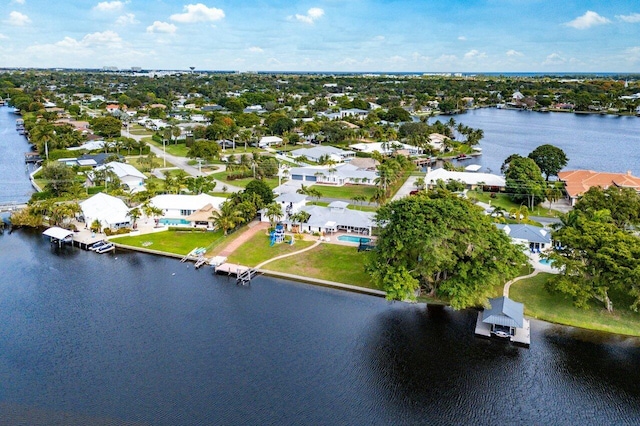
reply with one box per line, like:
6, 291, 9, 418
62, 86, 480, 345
510, 273, 640, 337
226, 232, 315, 266
113, 228, 226, 256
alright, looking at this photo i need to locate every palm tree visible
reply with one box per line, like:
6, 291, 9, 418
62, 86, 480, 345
265, 202, 283, 228
209, 201, 245, 236
127, 207, 142, 228
545, 184, 563, 213
289, 211, 311, 233
509, 205, 529, 223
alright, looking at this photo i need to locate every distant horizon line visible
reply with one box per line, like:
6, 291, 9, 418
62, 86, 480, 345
1, 67, 639, 77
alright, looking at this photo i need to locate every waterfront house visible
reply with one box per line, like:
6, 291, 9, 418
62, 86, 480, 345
149, 194, 227, 227
424, 167, 505, 191
558, 170, 640, 206
496, 224, 552, 252
284, 201, 376, 235
349, 141, 423, 156
80, 192, 131, 231
259, 193, 308, 224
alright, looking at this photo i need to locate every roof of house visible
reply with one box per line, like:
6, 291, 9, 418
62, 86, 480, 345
291, 146, 354, 160
558, 169, 640, 199
298, 205, 376, 230
80, 193, 130, 225
425, 168, 505, 187
150, 194, 227, 212
482, 296, 524, 328
98, 162, 147, 180
348, 157, 379, 170
496, 224, 551, 244
275, 193, 307, 204
259, 136, 283, 144
186, 203, 219, 222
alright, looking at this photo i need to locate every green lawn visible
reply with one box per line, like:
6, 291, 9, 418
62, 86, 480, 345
307, 200, 377, 212
312, 184, 377, 200
227, 232, 315, 266
267, 243, 375, 288
126, 156, 173, 171
473, 192, 561, 218
510, 273, 640, 337
210, 171, 279, 189
147, 139, 190, 157
113, 229, 226, 256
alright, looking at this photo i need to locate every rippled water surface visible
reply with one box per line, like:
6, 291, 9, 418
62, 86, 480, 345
430, 108, 640, 176
1, 230, 639, 425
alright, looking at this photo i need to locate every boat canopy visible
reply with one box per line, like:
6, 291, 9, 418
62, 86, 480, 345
43, 227, 74, 240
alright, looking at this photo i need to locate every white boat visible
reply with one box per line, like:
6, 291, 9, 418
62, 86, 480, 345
96, 243, 115, 254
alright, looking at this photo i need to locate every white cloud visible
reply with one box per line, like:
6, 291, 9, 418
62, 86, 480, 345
458, 36, 467, 41
411, 52, 430, 62
83, 30, 122, 45
388, 55, 407, 64
6, 11, 31, 26
0, 33, 8, 40
373, 35, 385, 42
247, 46, 263, 53
146, 21, 177, 34
293, 7, 324, 24
11, 0, 26, 4
434, 54, 458, 65
94, 1, 125, 13
464, 49, 486, 59
506, 49, 523, 57
616, 13, 640, 23
565, 11, 611, 29
625, 46, 640, 63
336, 58, 359, 66
115, 13, 138, 25
170, 3, 225, 23
543, 52, 566, 65
267, 58, 282, 65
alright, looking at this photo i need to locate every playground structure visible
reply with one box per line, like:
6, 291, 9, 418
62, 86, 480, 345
270, 224, 294, 246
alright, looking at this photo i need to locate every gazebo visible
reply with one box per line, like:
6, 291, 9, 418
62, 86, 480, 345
481, 296, 524, 338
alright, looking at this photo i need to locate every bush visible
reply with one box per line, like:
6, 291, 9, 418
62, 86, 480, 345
105, 227, 132, 236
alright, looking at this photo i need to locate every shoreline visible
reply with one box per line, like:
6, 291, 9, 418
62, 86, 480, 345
111, 241, 387, 298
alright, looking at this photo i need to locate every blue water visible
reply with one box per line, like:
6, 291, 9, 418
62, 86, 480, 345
0, 106, 35, 204
1, 229, 640, 425
539, 258, 554, 265
159, 218, 191, 226
337, 235, 371, 243
430, 108, 640, 176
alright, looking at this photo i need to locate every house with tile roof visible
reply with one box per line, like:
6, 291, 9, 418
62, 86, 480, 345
558, 169, 640, 206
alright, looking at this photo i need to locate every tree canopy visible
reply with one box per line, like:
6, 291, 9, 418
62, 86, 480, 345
547, 208, 640, 312
245, 179, 274, 206
504, 156, 546, 208
92, 116, 122, 138
528, 144, 568, 180
368, 190, 527, 308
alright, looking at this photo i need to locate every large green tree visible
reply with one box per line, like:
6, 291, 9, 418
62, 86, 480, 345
504, 156, 546, 209
547, 209, 640, 312
92, 116, 122, 138
573, 186, 640, 229
245, 179, 274, 205
368, 190, 527, 307
528, 144, 568, 180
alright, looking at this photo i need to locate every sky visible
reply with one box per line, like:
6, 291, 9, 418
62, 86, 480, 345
1, 0, 639, 72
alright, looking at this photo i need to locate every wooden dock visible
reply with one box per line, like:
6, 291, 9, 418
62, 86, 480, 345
214, 263, 259, 284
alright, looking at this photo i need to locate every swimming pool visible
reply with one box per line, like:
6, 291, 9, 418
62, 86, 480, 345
159, 218, 191, 226
539, 258, 554, 266
337, 235, 371, 244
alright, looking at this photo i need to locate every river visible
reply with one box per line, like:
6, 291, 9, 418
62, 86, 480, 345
1, 105, 640, 424
0, 106, 35, 204
431, 108, 640, 176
